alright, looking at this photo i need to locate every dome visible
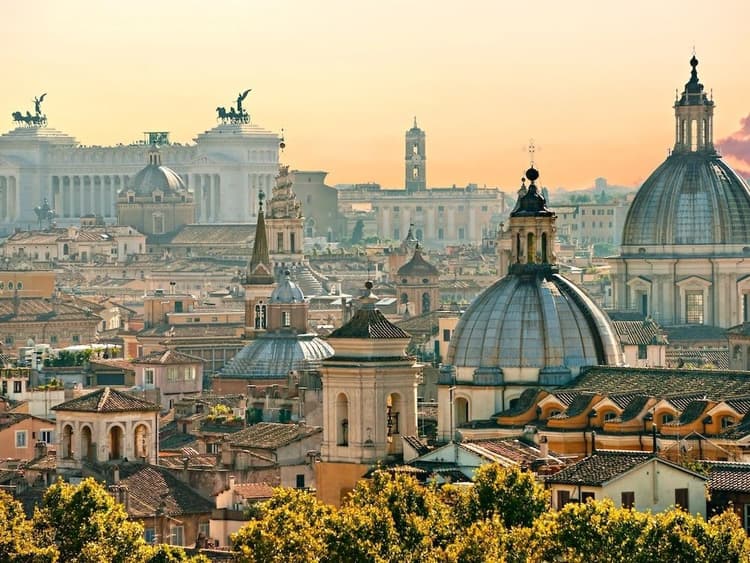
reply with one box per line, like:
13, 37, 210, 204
271, 273, 305, 303
446, 273, 622, 379
127, 147, 186, 196
221, 333, 333, 379
621, 152, 750, 248
397, 246, 439, 277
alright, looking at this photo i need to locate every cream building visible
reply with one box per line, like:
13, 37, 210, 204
610, 56, 750, 328
0, 103, 281, 230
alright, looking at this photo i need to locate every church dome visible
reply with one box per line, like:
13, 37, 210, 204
270, 272, 305, 303
127, 146, 186, 196
446, 273, 622, 378
621, 152, 750, 247
397, 246, 439, 277
221, 333, 333, 379
622, 55, 750, 249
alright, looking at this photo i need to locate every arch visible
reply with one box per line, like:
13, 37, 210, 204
527, 232, 535, 263
335, 393, 349, 446
134, 423, 149, 460
455, 397, 469, 427
109, 425, 124, 460
386, 393, 403, 454
80, 425, 93, 462
422, 292, 431, 314
62, 424, 73, 459
541, 232, 548, 263
515, 233, 521, 263
400, 293, 409, 304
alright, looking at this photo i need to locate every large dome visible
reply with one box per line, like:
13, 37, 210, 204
447, 273, 622, 378
622, 152, 750, 248
126, 146, 186, 196
221, 333, 333, 379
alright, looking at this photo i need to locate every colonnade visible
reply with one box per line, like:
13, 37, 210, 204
52, 174, 127, 218
0, 176, 18, 221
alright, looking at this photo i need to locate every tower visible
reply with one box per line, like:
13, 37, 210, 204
317, 282, 420, 506
244, 191, 276, 339
265, 165, 305, 270
405, 117, 426, 193
673, 54, 715, 154
396, 244, 440, 317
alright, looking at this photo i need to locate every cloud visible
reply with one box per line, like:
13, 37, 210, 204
717, 113, 750, 172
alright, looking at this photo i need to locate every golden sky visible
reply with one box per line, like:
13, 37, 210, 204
3, 0, 750, 190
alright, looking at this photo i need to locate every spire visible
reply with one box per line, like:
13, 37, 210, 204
413, 116, 418, 129
246, 191, 275, 285
676, 53, 711, 106
673, 53, 715, 153
511, 166, 553, 217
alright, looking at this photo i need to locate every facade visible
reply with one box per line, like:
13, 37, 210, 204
610, 56, 750, 328
317, 282, 421, 506
0, 269, 55, 298
53, 387, 160, 470
337, 120, 507, 248
0, 106, 281, 231
546, 450, 707, 516
552, 200, 630, 247
132, 349, 204, 411
116, 146, 195, 237
438, 167, 622, 441
0, 412, 56, 461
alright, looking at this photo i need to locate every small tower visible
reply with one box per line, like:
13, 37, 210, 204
317, 281, 420, 506
405, 117, 426, 193
506, 166, 556, 274
244, 191, 276, 339
673, 54, 715, 154
265, 165, 305, 270
396, 244, 440, 317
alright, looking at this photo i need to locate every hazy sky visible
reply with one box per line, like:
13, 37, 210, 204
3, 0, 750, 190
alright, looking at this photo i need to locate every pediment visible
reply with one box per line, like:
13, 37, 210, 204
675, 275, 712, 289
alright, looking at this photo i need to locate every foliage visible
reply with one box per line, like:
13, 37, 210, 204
141, 544, 210, 563
44, 349, 92, 367
0, 490, 57, 562
206, 403, 241, 424
33, 477, 146, 563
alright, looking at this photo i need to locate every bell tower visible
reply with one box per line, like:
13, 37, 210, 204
673, 54, 715, 154
405, 117, 426, 193
244, 190, 276, 339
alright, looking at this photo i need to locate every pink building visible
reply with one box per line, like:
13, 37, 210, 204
133, 349, 203, 411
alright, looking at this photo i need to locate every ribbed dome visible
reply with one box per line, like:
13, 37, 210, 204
129, 163, 186, 196
221, 333, 333, 379
271, 274, 305, 303
622, 152, 750, 248
447, 273, 622, 377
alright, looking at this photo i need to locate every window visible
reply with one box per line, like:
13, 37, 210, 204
458, 227, 465, 240
581, 491, 595, 503
603, 412, 617, 422
637, 344, 647, 360
4, 335, 13, 346
144, 369, 155, 386
207, 443, 221, 454
416, 206, 422, 212
722, 416, 736, 429
153, 214, 164, 234
15, 430, 27, 448
296, 474, 306, 489
443, 329, 451, 342
13, 380, 22, 393
199, 521, 210, 539
40, 429, 53, 444
167, 367, 178, 382
438, 228, 444, 240
144, 528, 156, 544
438, 206, 444, 213
674, 488, 689, 511
16, 281, 22, 290
277, 232, 284, 252
170, 525, 184, 546
72, 335, 80, 344
282, 311, 291, 327
621, 491, 635, 509
174, 301, 183, 313
481, 206, 488, 212
686, 291, 704, 324
557, 490, 571, 508
661, 413, 675, 425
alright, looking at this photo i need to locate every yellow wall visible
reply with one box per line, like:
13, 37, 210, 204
315, 461, 370, 507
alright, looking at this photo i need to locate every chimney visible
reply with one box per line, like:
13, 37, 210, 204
181, 456, 189, 482
591, 430, 597, 454
34, 440, 47, 460
221, 438, 233, 467
228, 475, 236, 491
539, 436, 549, 459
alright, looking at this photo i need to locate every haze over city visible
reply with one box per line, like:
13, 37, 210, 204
3, 0, 750, 189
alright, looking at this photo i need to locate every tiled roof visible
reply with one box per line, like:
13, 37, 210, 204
611, 320, 666, 345
160, 224, 256, 246
463, 439, 554, 467
233, 482, 275, 501
134, 349, 203, 365
159, 453, 217, 469
616, 395, 650, 422
119, 464, 214, 518
666, 348, 729, 370
402, 435, 430, 456
663, 325, 727, 343
495, 388, 543, 417
0, 298, 102, 324
565, 366, 750, 402
89, 358, 135, 372
397, 247, 439, 277
550, 393, 596, 419
328, 307, 411, 339
706, 462, 750, 493
228, 422, 321, 450
545, 450, 654, 486
52, 387, 160, 413
137, 323, 243, 339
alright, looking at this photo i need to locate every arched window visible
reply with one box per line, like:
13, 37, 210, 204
400, 293, 409, 304
62, 424, 73, 459
109, 426, 123, 460
134, 424, 149, 459
80, 425, 93, 462
455, 397, 469, 427
422, 292, 431, 314
527, 232, 535, 263
541, 232, 548, 263
336, 393, 349, 446
516, 234, 521, 263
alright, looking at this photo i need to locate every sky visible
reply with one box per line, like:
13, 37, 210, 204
3, 0, 750, 190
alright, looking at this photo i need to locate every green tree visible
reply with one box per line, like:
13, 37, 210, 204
142, 544, 210, 563
232, 488, 333, 563
33, 477, 146, 563
452, 464, 549, 529
0, 490, 57, 562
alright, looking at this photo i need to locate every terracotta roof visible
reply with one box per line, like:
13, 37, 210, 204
666, 348, 729, 369
137, 323, 243, 339
545, 450, 655, 485
706, 462, 750, 493
329, 307, 410, 339
159, 224, 256, 246
228, 422, 321, 450
0, 298, 102, 324
663, 325, 727, 343
119, 464, 213, 518
611, 320, 666, 345
52, 387, 160, 413
233, 482, 275, 501
133, 349, 203, 365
